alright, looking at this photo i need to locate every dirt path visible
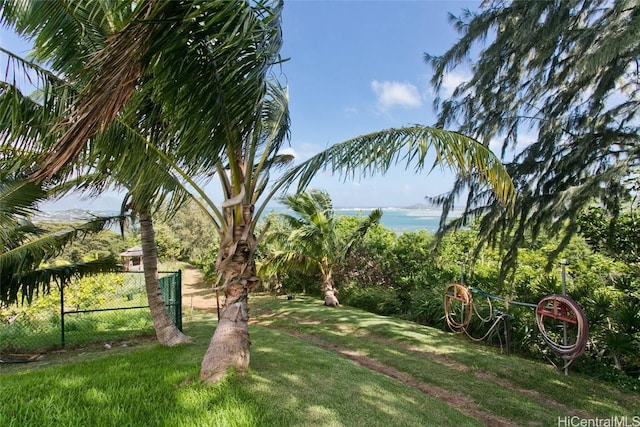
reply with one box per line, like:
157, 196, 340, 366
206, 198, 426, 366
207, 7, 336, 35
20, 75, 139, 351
181, 265, 218, 311
250, 310, 597, 425
250, 320, 517, 427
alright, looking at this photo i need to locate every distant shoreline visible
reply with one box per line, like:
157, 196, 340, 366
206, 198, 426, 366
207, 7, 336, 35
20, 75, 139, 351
35, 206, 463, 233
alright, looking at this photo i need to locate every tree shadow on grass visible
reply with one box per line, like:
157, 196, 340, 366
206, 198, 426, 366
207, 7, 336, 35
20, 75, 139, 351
247, 326, 481, 427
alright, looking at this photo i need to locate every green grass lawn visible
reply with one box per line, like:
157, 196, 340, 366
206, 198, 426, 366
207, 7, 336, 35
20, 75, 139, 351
1, 294, 638, 427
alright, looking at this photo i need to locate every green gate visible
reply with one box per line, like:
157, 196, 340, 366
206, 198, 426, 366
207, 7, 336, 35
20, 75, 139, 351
159, 270, 182, 330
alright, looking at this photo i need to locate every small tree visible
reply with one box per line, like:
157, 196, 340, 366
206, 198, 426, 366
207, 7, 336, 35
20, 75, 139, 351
264, 189, 382, 306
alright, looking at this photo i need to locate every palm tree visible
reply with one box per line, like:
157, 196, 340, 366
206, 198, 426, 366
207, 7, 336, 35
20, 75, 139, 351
193, 79, 515, 381
0, 0, 284, 182
123, 197, 194, 346
0, 178, 121, 306
264, 189, 382, 306
196, 80, 294, 383
1, 0, 516, 383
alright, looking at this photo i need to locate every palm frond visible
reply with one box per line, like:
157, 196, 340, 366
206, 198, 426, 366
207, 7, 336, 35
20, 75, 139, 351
281, 125, 515, 208
343, 208, 383, 259
0, 205, 124, 305
29, 0, 159, 181
11, 256, 121, 305
0, 179, 45, 222
0, 214, 124, 270
0, 61, 74, 156
259, 248, 316, 278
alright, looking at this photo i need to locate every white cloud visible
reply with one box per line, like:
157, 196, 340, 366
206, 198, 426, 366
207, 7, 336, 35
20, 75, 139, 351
439, 71, 471, 98
371, 80, 422, 111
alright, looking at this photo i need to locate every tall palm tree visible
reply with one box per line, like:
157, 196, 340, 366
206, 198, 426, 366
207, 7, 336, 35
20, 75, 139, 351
196, 80, 294, 383
265, 189, 382, 306
0, 0, 283, 182
1, 0, 516, 383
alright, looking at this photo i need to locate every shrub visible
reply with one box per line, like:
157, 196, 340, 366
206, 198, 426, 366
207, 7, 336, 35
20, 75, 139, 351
403, 286, 445, 327
340, 285, 401, 316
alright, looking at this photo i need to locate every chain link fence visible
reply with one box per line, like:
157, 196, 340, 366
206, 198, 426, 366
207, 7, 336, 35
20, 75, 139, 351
0, 271, 181, 357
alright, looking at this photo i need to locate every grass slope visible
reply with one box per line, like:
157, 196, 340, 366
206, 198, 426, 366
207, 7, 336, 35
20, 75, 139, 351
1, 294, 638, 427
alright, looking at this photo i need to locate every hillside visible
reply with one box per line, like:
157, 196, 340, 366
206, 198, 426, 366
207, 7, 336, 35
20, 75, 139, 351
1, 294, 638, 426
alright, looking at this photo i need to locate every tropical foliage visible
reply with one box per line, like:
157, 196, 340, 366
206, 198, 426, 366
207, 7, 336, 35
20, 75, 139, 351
262, 189, 382, 306
0, 179, 121, 306
186, 73, 516, 381
152, 200, 219, 264
426, 0, 640, 281
1, 0, 517, 383
578, 205, 640, 267
285, 126, 514, 206
268, 214, 639, 384
0, 1, 207, 346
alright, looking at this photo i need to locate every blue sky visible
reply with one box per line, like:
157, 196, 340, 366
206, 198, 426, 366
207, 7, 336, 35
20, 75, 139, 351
280, 1, 478, 208
1, 1, 482, 210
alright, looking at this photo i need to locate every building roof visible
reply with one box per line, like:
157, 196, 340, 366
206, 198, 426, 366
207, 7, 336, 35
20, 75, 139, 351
119, 246, 143, 257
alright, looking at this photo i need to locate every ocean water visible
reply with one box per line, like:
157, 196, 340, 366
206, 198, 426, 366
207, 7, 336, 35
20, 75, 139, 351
339, 208, 444, 233
38, 207, 460, 234
263, 207, 461, 234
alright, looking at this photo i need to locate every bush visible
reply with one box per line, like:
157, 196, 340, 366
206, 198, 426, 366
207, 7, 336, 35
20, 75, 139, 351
403, 286, 446, 327
340, 285, 401, 316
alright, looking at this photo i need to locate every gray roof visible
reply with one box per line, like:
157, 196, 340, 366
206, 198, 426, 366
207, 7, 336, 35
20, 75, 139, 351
119, 246, 143, 257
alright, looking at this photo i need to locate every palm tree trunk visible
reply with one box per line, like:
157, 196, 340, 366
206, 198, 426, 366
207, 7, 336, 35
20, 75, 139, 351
139, 211, 192, 346
200, 220, 259, 384
322, 263, 339, 307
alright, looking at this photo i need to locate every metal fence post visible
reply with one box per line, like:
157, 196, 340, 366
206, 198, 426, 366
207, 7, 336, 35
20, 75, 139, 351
177, 270, 182, 331
60, 283, 65, 348
560, 259, 568, 376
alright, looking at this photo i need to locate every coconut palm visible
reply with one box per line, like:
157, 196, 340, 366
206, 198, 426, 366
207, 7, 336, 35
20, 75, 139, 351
1, 0, 284, 345
265, 189, 382, 306
1, 1, 516, 383
194, 79, 293, 383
